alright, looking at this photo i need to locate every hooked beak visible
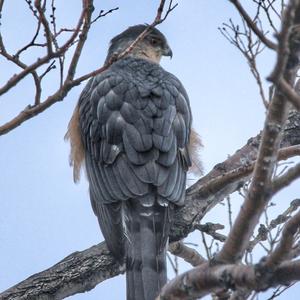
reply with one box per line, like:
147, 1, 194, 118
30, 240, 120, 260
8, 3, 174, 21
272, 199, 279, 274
162, 44, 173, 59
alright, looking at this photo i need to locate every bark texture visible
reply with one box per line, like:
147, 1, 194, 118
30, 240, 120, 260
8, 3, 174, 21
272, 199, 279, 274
0, 243, 124, 300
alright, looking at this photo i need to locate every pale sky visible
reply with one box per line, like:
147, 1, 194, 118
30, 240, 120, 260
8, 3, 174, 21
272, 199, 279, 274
1, 1, 299, 299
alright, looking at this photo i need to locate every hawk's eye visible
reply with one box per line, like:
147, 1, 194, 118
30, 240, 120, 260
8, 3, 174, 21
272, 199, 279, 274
150, 38, 159, 46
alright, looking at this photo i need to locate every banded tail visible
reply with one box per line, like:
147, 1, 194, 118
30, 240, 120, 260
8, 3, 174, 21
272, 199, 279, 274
124, 199, 173, 300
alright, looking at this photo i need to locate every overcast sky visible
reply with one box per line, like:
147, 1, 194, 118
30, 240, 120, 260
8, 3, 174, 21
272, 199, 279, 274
1, 1, 299, 299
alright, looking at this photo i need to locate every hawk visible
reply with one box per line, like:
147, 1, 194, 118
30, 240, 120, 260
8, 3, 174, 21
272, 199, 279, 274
66, 24, 200, 300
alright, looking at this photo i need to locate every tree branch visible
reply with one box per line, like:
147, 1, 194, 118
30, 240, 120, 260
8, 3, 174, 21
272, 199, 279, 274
169, 241, 206, 267
159, 259, 300, 299
265, 210, 300, 268
35, 0, 53, 55
0, 243, 124, 300
272, 162, 300, 194
0, 0, 177, 136
2, 112, 300, 299
216, 0, 299, 264
229, 0, 277, 50
247, 198, 300, 251
171, 111, 300, 242
277, 77, 300, 110
0, 1, 86, 97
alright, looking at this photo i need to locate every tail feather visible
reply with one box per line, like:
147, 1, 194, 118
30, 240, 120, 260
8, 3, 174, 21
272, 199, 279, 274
124, 200, 172, 300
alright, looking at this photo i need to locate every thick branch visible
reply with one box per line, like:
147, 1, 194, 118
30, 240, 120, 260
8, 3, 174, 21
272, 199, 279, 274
272, 162, 300, 194
0, 242, 124, 300
65, 0, 93, 81
159, 260, 300, 299
268, 0, 298, 82
35, 0, 53, 55
277, 77, 300, 110
169, 241, 206, 267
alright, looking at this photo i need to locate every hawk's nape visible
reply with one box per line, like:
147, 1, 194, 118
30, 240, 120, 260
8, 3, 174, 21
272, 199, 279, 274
67, 25, 192, 300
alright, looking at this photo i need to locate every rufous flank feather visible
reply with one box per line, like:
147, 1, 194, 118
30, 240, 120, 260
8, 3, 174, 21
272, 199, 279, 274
64, 105, 85, 183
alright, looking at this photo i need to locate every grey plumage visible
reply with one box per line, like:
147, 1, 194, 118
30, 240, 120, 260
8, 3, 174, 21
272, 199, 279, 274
78, 25, 191, 300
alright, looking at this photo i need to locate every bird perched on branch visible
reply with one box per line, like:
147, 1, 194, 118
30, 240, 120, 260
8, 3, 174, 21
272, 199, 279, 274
66, 24, 201, 300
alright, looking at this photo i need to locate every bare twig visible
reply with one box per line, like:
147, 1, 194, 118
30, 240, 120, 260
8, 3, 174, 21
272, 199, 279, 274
39, 60, 56, 80
14, 17, 42, 58
266, 283, 295, 300
0, 35, 42, 105
0, 0, 90, 135
0, 2, 86, 98
50, 0, 65, 88
219, 19, 269, 108
91, 7, 119, 24
167, 253, 179, 275
219, 18, 269, 108
24, 0, 39, 20
201, 232, 212, 260
229, 0, 277, 50
227, 196, 233, 229
253, 0, 280, 33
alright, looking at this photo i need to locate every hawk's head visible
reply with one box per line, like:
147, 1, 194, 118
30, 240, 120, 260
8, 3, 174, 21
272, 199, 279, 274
106, 24, 173, 64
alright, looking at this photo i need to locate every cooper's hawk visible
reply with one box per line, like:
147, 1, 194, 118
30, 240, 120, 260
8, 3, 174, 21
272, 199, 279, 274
66, 24, 197, 300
